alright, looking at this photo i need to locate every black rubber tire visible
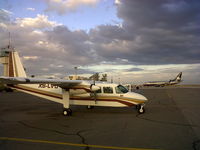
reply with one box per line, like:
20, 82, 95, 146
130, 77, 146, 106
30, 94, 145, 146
87, 106, 94, 109
5, 88, 13, 92
63, 108, 72, 116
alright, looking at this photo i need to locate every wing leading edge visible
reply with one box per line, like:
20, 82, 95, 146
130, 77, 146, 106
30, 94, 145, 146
0, 76, 84, 89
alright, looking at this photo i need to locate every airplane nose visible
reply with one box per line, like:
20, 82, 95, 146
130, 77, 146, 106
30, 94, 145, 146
139, 94, 148, 101
127, 92, 148, 102
136, 93, 148, 101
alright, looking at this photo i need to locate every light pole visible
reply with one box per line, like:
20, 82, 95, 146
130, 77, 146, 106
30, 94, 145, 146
74, 67, 78, 80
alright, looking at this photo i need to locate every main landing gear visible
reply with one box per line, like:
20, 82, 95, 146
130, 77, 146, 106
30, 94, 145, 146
137, 104, 145, 114
63, 108, 72, 116
87, 105, 94, 109
62, 89, 72, 116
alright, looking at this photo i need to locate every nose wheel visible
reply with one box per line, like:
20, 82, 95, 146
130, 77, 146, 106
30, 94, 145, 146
137, 104, 145, 114
63, 108, 72, 116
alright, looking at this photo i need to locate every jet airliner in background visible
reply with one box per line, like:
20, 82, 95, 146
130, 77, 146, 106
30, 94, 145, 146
143, 72, 182, 87
0, 47, 148, 116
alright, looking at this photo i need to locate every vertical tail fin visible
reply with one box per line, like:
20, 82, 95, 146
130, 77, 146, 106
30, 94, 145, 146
175, 72, 182, 82
169, 72, 182, 83
0, 49, 27, 77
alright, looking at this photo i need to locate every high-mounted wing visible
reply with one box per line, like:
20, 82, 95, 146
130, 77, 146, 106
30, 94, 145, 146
0, 76, 84, 89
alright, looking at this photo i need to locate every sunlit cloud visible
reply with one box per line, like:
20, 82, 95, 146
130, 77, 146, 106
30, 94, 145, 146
114, 0, 121, 5
44, 0, 99, 15
23, 56, 39, 60
16, 14, 59, 29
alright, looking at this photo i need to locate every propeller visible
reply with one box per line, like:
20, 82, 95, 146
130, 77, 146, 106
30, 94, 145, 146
90, 74, 100, 103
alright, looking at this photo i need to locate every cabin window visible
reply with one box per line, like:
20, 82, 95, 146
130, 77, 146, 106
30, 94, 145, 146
103, 87, 113, 94
115, 85, 128, 94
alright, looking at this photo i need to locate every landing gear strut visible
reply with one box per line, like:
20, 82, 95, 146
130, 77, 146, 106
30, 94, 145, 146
137, 104, 145, 114
62, 89, 72, 116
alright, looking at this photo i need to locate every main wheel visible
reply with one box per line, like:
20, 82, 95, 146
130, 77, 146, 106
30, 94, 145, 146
87, 105, 94, 109
63, 108, 72, 116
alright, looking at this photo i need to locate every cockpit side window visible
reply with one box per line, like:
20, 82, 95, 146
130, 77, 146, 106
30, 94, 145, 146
115, 85, 128, 94
115, 86, 122, 94
103, 87, 113, 94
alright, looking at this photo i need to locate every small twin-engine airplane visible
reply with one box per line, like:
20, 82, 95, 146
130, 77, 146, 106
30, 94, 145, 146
0, 48, 148, 116
143, 72, 182, 87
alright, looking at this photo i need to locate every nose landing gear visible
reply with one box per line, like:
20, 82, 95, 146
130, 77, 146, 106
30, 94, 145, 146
137, 104, 145, 114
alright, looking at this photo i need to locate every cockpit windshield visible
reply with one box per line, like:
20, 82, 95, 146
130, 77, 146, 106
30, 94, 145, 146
115, 85, 129, 94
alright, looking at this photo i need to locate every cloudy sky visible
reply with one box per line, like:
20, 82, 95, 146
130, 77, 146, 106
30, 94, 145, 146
0, 0, 200, 84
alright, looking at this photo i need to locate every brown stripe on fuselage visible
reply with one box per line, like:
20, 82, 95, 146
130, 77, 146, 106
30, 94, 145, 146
10, 85, 62, 99
9, 85, 137, 107
100, 99, 134, 106
9, 52, 14, 77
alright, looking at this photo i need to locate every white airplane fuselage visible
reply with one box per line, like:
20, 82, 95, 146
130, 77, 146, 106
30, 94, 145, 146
143, 72, 182, 87
9, 82, 147, 108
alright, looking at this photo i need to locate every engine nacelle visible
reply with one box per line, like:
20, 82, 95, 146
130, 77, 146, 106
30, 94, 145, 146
70, 89, 88, 95
90, 85, 100, 92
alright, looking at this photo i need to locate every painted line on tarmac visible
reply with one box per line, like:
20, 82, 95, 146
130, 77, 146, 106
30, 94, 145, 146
0, 137, 159, 150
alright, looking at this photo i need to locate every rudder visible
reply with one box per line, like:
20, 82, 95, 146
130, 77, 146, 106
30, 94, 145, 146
0, 49, 27, 77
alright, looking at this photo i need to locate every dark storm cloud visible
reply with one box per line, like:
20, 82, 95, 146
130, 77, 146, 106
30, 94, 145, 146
23, 25, 97, 76
118, 0, 200, 30
1, 0, 200, 79
43, 25, 101, 68
90, 0, 200, 65
127, 67, 144, 72
90, 25, 134, 43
